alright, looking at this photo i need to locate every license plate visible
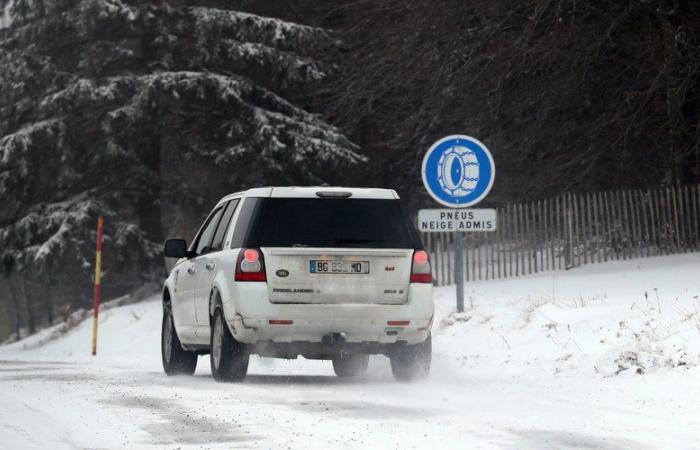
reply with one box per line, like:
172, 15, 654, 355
309, 260, 370, 274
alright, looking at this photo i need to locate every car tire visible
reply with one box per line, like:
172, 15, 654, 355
210, 308, 249, 382
390, 334, 431, 382
332, 354, 369, 377
161, 305, 198, 376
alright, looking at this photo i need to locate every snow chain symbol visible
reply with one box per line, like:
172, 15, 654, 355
437, 146, 480, 198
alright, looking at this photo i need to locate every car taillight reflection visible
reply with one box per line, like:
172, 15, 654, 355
235, 248, 267, 282
410, 250, 432, 283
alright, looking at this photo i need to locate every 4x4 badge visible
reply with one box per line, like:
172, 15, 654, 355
385, 265, 395, 271
276, 269, 290, 277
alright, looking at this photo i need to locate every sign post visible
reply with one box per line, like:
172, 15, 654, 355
455, 233, 465, 312
92, 216, 104, 356
420, 135, 496, 312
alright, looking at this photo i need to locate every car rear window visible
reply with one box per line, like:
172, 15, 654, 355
255, 198, 419, 248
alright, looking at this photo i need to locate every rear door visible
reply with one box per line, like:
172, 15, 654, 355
172, 205, 224, 338
188, 205, 225, 329
194, 199, 239, 328
255, 197, 420, 305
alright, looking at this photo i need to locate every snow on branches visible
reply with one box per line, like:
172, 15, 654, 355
0, 1, 364, 335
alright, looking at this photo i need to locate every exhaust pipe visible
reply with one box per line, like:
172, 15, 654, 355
321, 332, 347, 345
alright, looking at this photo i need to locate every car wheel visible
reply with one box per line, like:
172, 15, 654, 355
390, 334, 431, 382
332, 354, 369, 377
161, 304, 198, 375
210, 308, 249, 382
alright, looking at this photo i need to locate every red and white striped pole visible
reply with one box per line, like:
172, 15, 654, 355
91, 216, 104, 356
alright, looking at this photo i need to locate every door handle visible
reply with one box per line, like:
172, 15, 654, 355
205, 263, 216, 271
187, 266, 196, 275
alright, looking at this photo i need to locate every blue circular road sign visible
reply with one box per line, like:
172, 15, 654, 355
421, 135, 495, 208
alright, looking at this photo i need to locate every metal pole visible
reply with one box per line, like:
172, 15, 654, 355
455, 231, 465, 312
92, 216, 104, 356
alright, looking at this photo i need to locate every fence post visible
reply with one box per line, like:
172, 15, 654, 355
692, 185, 699, 250
641, 190, 651, 257
650, 188, 660, 255
434, 233, 440, 286
526, 202, 532, 274
589, 193, 596, 263
544, 198, 550, 271
611, 190, 621, 259
633, 190, 643, 258
477, 229, 482, 280
572, 193, 581, 266
519, 203, 526, 275
505, 204, 512, 278
578, 193, 585, 266
550, 196, 556, 269
680, 185, 691, 252
511, 204, 517, 276
665, 187, 673, 253
566, 196, 574, 268
684, 185, 694, 251
592, 192, 601, 263
672, 186, 680, 251
556, 195, 563, 269
495, 208, 503, 280
628, 190, 638, 259
635, 190, 644, 258
540, 199, 546, 271
602, 191, 610, 262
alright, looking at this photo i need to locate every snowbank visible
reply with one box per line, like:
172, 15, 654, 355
433, 253, 700, 378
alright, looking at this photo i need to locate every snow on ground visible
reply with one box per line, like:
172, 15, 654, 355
1, 254, 699, 449
435, 252, 700, 378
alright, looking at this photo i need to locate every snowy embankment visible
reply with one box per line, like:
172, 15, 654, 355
1, 254, 699, 449
434, 253, 700, 378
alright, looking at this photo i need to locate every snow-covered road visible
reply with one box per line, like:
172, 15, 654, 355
2, 254, 700, 449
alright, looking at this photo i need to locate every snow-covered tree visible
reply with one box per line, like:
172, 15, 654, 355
0, 0, 364, 339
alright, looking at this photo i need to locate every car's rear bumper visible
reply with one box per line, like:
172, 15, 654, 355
223, 283, 433, 347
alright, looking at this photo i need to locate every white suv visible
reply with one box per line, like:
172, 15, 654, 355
161, 187, 433, 382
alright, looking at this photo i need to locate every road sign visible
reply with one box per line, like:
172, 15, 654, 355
421, 135, 495, 208
420, 135, 496, 313
418, 208, 496, 232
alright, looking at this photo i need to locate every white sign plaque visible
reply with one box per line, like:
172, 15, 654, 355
418, 208, 497, 232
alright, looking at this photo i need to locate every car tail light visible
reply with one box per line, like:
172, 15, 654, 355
410, 250, 432, 283
235, 248, 267, 282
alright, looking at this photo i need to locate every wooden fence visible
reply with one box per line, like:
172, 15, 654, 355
420, 184, 700, 286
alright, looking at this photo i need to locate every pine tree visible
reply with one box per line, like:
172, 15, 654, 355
0, 0, 364, 339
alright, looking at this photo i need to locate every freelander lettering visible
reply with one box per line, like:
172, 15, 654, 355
272, 288, 314, 293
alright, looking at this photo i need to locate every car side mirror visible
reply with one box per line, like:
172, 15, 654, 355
164, 239, 189, 258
